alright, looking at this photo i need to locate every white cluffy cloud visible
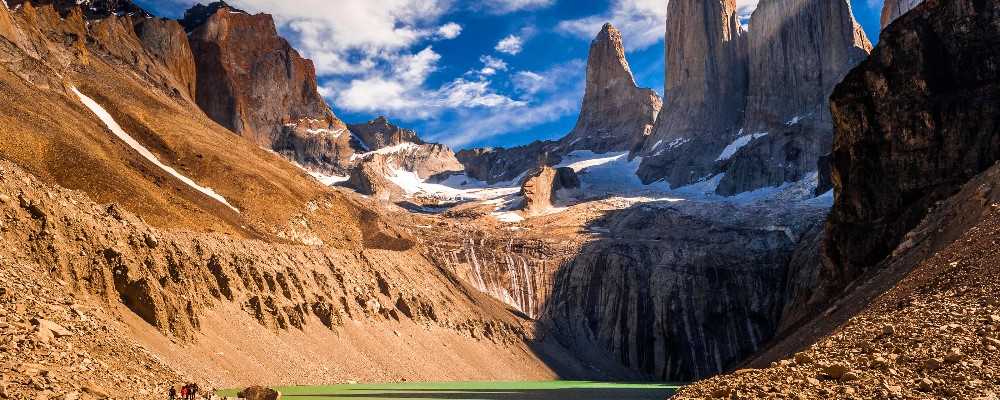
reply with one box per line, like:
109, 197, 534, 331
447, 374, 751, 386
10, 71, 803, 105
330, 47, 523, 120
495, 35, 524, 55
558, 0, 760, 51
437, 22, 463, 39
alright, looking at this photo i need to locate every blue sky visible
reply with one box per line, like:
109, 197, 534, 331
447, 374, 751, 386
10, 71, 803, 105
139, 0, 886, 151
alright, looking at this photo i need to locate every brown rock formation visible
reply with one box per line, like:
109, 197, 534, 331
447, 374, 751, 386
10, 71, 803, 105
349, 116, 423, 151
518, 166, 580, 215
882, 0, 924, 27
820, 0, 1000, 309
456, 141, 561, 184
714, 0, 871, 195
182, 1, 349, 166
636, 0, 747, 187
560, 23, 661, 154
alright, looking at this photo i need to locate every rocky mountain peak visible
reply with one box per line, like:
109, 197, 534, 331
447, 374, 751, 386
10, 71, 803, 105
179, 1, 247, 31
5, 0, 151, 19
348, 116, 423, 151
557, 22, 661, 154
635, 0, 748, 187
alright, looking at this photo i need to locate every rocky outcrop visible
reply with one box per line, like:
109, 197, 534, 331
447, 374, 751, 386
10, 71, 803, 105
560, 23, 661, 154
636, 0, 747, 187
346, 142, 464, 198
882, 0, 924, 28
181, 1, 350, 169
132, 17, 197, 100
457, 141, 561, 184
347, 155, 399, 200
714, 0, 872, 195
349, 116, 423, 151
541, 201, 827, 381
821, 0, 1000, 318
518, 166, 580, 215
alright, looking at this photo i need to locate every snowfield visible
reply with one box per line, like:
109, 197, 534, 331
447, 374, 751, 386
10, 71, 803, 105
73, 88, 241, 213
717, 131, 769, 161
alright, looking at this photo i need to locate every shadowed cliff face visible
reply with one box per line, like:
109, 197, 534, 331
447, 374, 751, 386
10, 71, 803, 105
537, 201, 826, 381
822, 0, 1000, 316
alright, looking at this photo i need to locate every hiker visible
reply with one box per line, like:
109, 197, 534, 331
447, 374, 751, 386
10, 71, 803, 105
168, 386, 176, 400
189, 383, 199, 400
180, 385, 188, 400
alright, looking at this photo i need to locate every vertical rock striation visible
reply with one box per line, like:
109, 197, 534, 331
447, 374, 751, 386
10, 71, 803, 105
821, 0, 1000, 313
714, 0, 871, 195
181, 1, 352, 171
636, 0, 747, 187
560, 23, 662, 154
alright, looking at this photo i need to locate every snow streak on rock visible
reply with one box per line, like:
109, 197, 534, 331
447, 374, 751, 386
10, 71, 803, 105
72, 87, 240, 213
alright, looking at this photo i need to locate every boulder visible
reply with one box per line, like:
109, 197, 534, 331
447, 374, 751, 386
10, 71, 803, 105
518, 166, 579, 215
237, 386, 280, 400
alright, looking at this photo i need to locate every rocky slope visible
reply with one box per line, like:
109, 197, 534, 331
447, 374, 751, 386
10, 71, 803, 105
457, 23, 660, 183
558, 23, 661, 154
637, 0, 870, 195
5, 0, 151, 19
675, 0, 1000, 395
181, 1, 355, 174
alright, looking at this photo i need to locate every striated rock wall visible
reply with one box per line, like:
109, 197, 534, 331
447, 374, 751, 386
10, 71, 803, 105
539, 202, 827, 381
132, 17, 197, 100
560, 23, 661, 154
822, 0, 1000, 319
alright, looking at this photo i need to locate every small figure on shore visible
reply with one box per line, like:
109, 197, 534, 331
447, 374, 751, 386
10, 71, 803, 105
168, 386, 176, 400
180, 385, 188, 400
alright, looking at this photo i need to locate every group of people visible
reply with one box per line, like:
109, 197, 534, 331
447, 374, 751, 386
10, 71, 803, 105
168, 383, 201, 400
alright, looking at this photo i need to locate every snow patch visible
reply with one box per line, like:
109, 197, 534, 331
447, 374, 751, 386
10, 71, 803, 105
716, 132, 768, 161
72, 87, 240, 213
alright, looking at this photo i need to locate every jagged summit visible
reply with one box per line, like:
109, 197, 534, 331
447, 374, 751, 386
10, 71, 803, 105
348, 116, 424, 151
558, 21, 661, 154
179, 1, 248, 31
5, 0, 151, 19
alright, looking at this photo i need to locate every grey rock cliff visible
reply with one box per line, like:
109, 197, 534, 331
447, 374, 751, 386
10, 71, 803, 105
560, 23, 662, 154
636, 0, 747, 188
714, 0, 871, 195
